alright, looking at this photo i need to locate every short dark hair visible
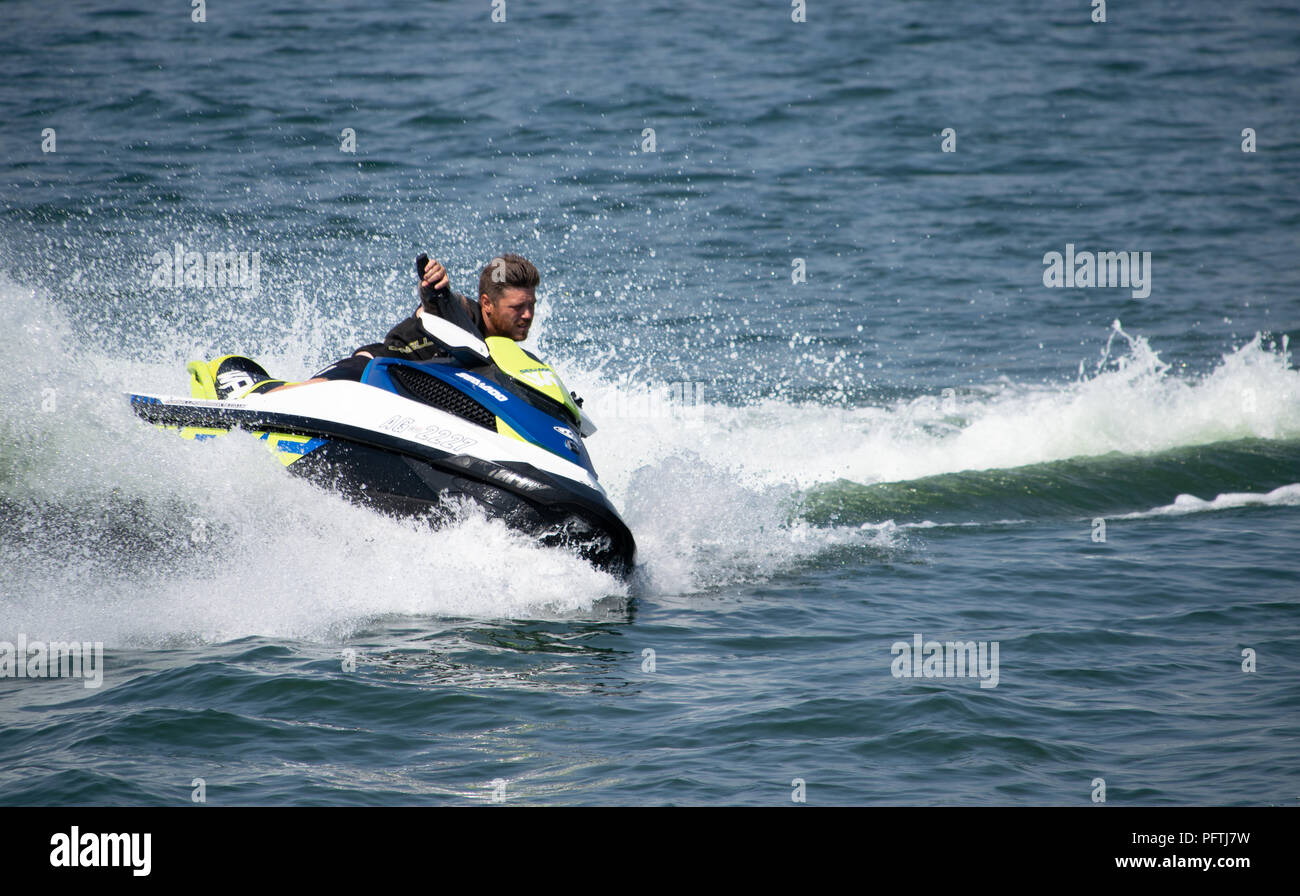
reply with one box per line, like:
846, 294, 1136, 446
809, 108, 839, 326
478, 254, 539, 302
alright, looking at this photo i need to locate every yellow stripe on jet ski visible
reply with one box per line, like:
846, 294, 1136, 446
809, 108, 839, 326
485, 336, 581, 421
147, 421, 322, 466
258, 431, 323, 466
178, 425, 229, 441
495, 417, 527, 443
186, 360, 219, 400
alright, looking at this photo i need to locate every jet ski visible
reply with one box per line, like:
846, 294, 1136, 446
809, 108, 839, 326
127, 295, 636, 578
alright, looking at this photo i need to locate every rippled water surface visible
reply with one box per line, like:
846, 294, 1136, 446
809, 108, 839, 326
1, 0, 1297, 805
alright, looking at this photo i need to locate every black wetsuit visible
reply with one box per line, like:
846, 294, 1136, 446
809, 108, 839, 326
312, 288, 485, 381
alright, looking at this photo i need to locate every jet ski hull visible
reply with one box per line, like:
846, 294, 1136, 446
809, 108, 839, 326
289, 441, 634, 575
129, 378, 636, 577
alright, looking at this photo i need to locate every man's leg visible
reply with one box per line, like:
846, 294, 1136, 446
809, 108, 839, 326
266, 352, 373, 393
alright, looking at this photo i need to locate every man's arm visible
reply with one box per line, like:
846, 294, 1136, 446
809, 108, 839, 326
416, 255, 485, 337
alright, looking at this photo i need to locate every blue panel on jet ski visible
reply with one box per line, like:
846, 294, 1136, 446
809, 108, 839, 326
362, 358, 592, 470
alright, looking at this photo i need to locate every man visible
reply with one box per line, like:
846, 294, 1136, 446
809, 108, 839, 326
378, 252, 538, 357
272, 253, 539, 390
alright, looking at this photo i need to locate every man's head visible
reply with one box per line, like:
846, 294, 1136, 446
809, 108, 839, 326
478, 254, 538, 341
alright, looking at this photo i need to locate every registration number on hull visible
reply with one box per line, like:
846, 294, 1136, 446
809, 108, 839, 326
378, 415, 479, 453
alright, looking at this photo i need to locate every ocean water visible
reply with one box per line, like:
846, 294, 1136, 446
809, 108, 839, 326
0, 0, 1297, 806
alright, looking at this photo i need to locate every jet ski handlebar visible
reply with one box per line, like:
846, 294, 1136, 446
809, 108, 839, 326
415, 253, 453, 310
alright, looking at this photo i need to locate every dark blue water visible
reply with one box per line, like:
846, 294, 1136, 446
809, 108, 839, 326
1, 0, 1297, 805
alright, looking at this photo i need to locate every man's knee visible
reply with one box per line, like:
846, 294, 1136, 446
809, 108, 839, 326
312, 355, 371, 382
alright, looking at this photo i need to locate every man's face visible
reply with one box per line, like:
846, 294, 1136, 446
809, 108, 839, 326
481, 287, 535, 341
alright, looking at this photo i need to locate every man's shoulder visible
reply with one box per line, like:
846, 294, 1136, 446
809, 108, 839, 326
385, 311, 421, 334
455, 292, 484, 327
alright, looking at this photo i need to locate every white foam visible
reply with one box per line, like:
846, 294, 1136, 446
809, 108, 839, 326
0, 276, 623, 645
552, 319, 1298, 591
1117, 483, 1300, 520
3, 270, 1296, 639
568, 321, 1299, 492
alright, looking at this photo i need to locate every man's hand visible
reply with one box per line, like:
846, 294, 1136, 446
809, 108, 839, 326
420, 257, 450, 292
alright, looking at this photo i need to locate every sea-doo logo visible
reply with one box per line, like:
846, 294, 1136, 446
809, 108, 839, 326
455, 372, 509, 403
520, 367, 560, 390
